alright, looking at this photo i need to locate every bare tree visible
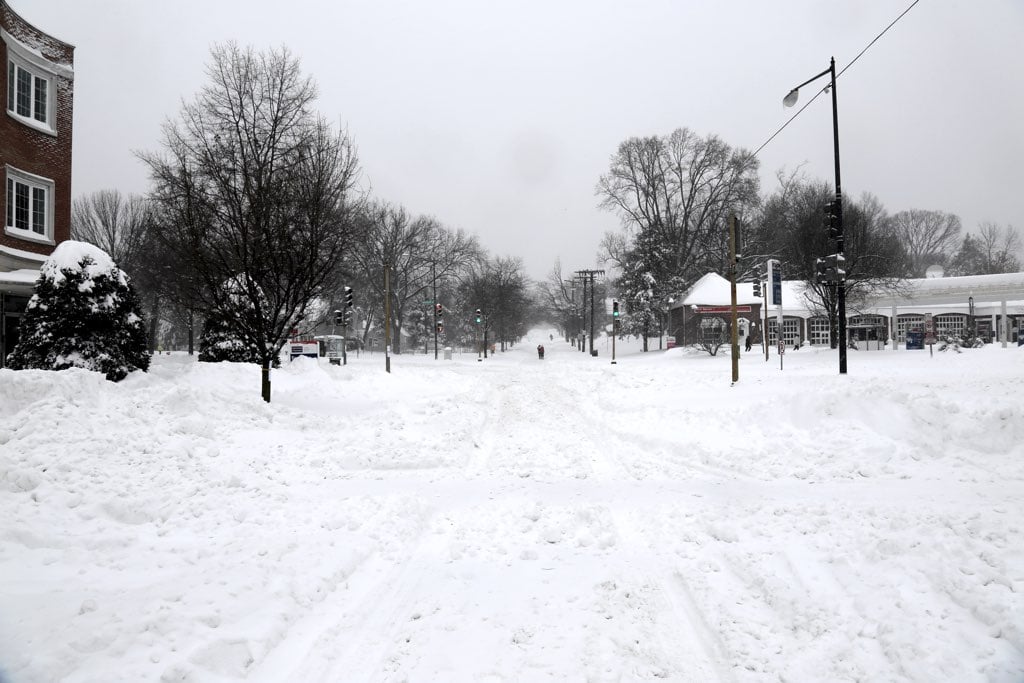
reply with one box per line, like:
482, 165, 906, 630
597, 128, 759, 350
71, 190, 152, 272
140, 43, 362, 401
458, 256, 529, 353
536, 259, 581, 339
889, 209, 961, 277
758, 174, 905, 347
350, 202, 480, 352
597, 128, 760, 286
71, 190, 166, 350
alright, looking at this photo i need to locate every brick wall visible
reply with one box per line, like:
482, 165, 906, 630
0, 0, 74, 257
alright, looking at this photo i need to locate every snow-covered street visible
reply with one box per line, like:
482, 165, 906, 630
2, 333, 1023, 682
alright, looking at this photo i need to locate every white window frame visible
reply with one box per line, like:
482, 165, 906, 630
3, 29, 58, 136
897, 315, 924, 340
5, 166, 54, 244
809, 316, 831, 345
767, 318, 800, 345
935, 314, 966, 338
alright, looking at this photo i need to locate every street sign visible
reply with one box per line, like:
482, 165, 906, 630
767, 259, 783, 307
924, 313, 936, 345
695, 305, 752, 313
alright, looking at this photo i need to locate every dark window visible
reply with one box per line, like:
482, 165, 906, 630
33, 76, 47, 124
13, 181, 29, 231
7, 61, 50, 125
15, 67, 31, 117
32, 187, 46, 234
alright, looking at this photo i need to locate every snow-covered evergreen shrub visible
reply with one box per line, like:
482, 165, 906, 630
198, 308, 262, 363
198, 275, 271, 365
6, 241, 150, 381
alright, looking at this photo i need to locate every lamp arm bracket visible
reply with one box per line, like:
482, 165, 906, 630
790, 66, 833, 93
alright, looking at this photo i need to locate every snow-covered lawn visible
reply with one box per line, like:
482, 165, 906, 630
2, 332, 1022, 682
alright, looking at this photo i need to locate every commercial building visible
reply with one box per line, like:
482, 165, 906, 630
671, 272, 1024, 350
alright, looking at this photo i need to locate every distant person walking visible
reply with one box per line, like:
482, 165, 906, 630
537, 344, 545, 359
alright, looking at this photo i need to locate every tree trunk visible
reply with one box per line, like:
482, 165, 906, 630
148, 293, 161, 353
261, 359, 272, 403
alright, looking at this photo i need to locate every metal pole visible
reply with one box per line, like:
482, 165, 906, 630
581, 276, 588, 353
384, 265, 391, 373
831, 57, 847, 375
589, 272, 595, 355
729, 213, 740, 383
433, 263, 438, 360
763, 273, 769, 362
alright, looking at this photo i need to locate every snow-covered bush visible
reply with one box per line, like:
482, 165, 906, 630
198, 275, 273, 365
937, 333, 985, 353
6, 241, 150, 381
198, 309, 263, 363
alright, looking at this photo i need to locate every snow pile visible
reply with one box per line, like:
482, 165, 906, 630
1, 335, 1022, 681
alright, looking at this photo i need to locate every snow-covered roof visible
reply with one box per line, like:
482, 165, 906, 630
679, 273, 761, 306
866, 272, 1024, 306
0, 244, 48, 263
673, 270, 1024, 317
0, 268, 40, 285
676, 272, 811, 311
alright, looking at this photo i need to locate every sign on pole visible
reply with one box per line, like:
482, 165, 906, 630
923, 313, 936, 344
767, 259, 783, 307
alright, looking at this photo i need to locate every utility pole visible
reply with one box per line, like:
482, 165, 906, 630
432, 262, 438, 360
384, 265, 391, 373
575, 269, 605, 356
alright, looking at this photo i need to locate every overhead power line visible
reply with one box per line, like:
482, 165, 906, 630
752, 0, 921, 159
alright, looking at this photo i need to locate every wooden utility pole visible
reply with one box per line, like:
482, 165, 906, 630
574, 269, 605, 356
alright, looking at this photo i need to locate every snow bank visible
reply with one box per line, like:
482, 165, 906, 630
1, 337, 1022, 681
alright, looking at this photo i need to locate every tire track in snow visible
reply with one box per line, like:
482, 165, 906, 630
266, 527, 445, 682
571, 375, 731, 680
599, 504, 733, 682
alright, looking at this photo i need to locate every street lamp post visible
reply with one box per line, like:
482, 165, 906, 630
784, 56, 847, 374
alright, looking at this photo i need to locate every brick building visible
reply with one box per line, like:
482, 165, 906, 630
0, 0, 73, 366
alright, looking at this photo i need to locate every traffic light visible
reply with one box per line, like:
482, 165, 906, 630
815, 255, 845, 284
474, 309, 482, 324
436, 323, 443, 334
753, 280, 761, 298
824, 200, 842, 241
612, 301, 620, 318
344, 286, 354, 309
435, 303, 442, 318
333, 309, 343, 326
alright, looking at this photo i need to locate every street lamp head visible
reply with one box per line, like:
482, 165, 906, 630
782, 88, 800, 108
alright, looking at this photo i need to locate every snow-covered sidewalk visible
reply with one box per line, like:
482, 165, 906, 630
2, 333, 1022, 681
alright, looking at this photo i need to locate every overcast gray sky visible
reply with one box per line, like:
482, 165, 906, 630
20, 0, 1024, 280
